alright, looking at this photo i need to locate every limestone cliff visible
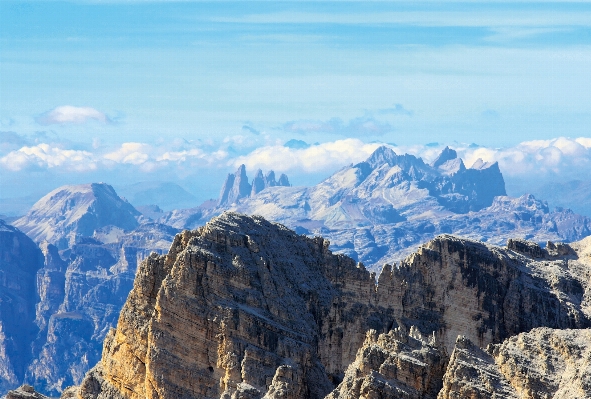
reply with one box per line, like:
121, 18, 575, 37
439, 327, 591, 398
74, 213, 591, 399
326, 327, 446, 399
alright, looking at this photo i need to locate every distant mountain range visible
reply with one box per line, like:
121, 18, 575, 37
158, 146, 591, 267
0, 145, 590, 395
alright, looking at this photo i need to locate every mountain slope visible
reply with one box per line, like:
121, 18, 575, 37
14, 183, 140, 249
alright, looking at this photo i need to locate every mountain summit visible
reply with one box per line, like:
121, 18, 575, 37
14, 183, 140, 249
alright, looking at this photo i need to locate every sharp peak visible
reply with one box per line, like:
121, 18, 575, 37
365, 146, 397, 167
369, 145, 397, 157
431, 146, 458, 168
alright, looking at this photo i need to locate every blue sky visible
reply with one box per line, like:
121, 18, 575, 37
1, 1, 591, 208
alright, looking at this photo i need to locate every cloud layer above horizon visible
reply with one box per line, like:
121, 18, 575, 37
2, 134, 590, 186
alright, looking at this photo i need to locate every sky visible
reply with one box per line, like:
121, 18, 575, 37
1, 1, 591, 213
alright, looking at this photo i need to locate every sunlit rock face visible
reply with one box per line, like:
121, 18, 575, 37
75, 213, 591, 399
439, 328, 591, 399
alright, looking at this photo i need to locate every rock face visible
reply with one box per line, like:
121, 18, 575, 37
78, 213, 381, 399
13, 183, 140, 250
75, 213, 591, 399
5, 384, 50, 399
439, 328, 591, 399
164, 147, 591, 270
0, 221, 44, 394
327, 327, 446, 399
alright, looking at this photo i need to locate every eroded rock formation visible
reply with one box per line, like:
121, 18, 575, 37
439, 327, 591, 398
73, 213, 591, 399
327, 327, 446, 399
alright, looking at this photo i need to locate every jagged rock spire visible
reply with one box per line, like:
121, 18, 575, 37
219, 166, 290, 205
277, 173, 290, 187
218, 165, 252, 206
431, 146, 457, 168
250, 169, 266, 196
264, 171, 276, 187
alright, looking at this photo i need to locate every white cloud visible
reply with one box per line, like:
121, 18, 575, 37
232, 136, 591, 185
103, 142, 152, 165
0, 144, 97, 172
233, 139, 383, 173
36, 106, 111, 125
454, 137, 591, 178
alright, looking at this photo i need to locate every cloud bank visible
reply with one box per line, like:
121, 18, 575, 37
233, 137, 591, 183
1, 136, 590, 203
36, 106, 112, 125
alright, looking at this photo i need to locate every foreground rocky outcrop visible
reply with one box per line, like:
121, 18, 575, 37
439, 327, 591, 398
5, 384, 50, 399
71, 212, 591, 399
326, 327, 446, 399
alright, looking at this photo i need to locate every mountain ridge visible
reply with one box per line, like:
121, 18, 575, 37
159, 146, 590, 270
72, 212, 591, 398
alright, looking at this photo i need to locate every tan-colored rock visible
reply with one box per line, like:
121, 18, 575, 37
79, 214, 377, 399
327, 327, 446, 399
438, 335, 517, 399
75, 213, 591, 399
382, 235, 591, 353
439, 328, 591, 399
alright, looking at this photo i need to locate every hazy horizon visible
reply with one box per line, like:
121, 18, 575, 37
1, 1, 590, 213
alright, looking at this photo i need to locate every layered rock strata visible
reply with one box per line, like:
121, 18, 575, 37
327, 327, 446, 399
75, 213, 591, 399
439, 327, 591, 398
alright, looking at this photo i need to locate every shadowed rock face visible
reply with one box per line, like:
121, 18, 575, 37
75, 213, 591, 399
23, 222, 179, 396
0, 221, 44, 394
